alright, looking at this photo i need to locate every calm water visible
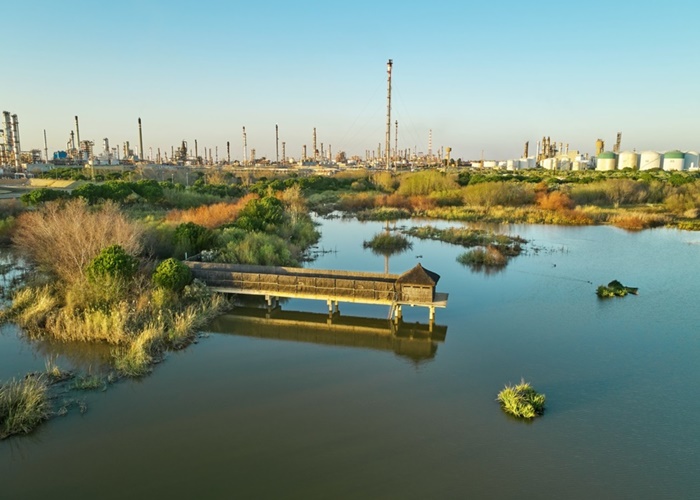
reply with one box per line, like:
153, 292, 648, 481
1, 218, 699, 499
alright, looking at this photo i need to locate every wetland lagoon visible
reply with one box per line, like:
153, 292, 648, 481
1, 216, 699, 499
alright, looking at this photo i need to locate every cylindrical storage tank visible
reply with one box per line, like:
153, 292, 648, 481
684, 151, 699, 170
506, 159, 516, 171
663, 150, 685, 171
639, 151, 661, 171
518, 159, 529, 170
618, 151, 639, 170
595, 151, 617, 171
558, 158, 571, 171
527, 157, 537, 169
542, 158, 556, 170
483, 160, 498, 169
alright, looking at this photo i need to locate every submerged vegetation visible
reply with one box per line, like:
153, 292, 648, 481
497, 380, 546, 419
596, 280, 639, 298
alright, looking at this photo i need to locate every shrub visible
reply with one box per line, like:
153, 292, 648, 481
536, 191, 575, 211
13, 199, 143, 283
235, 196, 284, 232
153, 258, 192, 292
174, 222, 216, 258
397, 170, 458, 196
462, 182, 535, 207
497, 379, 545, 419
85, 244, 139, 282
20, 188, 70, 206
166, 194, 257, 229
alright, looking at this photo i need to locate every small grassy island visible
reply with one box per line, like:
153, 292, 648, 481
596, 280, 638, 298
497, 379, 546, 419
362, 232, 412, 254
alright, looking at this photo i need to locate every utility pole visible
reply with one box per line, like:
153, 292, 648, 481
275, 124, 279, 164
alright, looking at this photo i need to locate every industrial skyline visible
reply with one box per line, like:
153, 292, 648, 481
4, 1, 700, 161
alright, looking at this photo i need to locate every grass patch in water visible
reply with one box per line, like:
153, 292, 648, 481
497, 379, 545, 419
363, 233, 412, 254
0, 376, 51, 439
457, 246, 508, 269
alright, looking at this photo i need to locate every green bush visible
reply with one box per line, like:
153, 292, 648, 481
152, 258, 192, 292
235, 196, 284, 232
20, 188, 70, 206
85, 244, 138, 282
174, 222, 216, 258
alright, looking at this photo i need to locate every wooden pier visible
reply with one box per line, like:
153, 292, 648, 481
184, 261, 448, 323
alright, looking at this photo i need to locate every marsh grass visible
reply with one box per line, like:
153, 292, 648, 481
406, 225, 525, 256
0, 376, 51, 439
497, 379, 545, 419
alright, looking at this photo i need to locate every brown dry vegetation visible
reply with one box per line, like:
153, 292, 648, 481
165, 193, 258, 229
536, 191, 575, 211
13, 199, 142, 283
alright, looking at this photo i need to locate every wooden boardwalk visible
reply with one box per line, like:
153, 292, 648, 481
184, 261, 448, 323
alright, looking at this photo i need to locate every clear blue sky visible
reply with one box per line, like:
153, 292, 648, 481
4, 0, 700, 161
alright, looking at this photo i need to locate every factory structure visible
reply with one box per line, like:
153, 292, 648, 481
4, 109, 700, 176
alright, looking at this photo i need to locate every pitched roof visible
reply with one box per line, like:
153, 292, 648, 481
396, 263, 440, 286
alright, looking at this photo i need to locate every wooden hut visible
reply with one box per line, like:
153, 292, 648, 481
396, 264, 440, 303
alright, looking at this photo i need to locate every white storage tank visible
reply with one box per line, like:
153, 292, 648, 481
595, 152, 617, 171
527, 157, 537, 169
663, 150, 685, 171
558, 158, 571, 171
684, 151, 699, 170
506, 159, 517, 171
542, 157, 559, 170
618, 151, 639, 170
483, 160, 498, 169
639, 151, 661, 171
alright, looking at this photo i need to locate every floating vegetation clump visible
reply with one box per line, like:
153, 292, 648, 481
363, 233, 412, 255
596, 280, 638, 298
497, 379, 546, 419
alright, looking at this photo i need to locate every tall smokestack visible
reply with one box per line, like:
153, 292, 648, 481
227, 141, 230, 163
44, 129, 49, 163
242, 127, 248, 165
74, 116, 80, 150
282, 142, 286, 164
312, 128, 317, 161
275, 124, 279, 164
11, 114, 21, 168
524, 141, 529, 159
194, 139, 198, 163
385, 59, 393, 170
138, 118, 144, 162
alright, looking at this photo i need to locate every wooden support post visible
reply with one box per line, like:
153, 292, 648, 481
394, 305, 402, 324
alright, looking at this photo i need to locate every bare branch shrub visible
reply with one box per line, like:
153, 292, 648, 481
13, 199, 142, 283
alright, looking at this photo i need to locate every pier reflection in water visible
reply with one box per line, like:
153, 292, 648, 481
207, 306, 447, 364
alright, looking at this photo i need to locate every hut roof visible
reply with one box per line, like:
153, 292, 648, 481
396, 263, 440, 286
